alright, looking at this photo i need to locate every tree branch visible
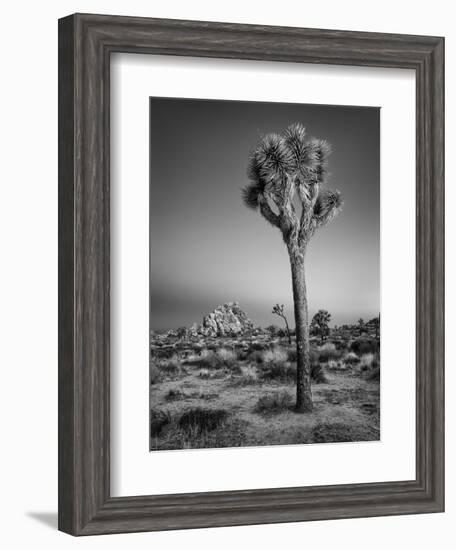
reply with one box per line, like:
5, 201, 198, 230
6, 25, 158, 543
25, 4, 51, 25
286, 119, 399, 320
311, 189, 343, 230
258, 194, 281, 228
277, 174, 299, 242
298, 181, 319, 246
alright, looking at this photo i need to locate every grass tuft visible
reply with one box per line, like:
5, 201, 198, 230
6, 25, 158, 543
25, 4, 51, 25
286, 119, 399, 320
262, 347, 288, 364
150, 363, 161, 385
366, 366, 380, 381
344, 351, 360, 365
254, 391, 293, 414
164, 388, 186, 401
312, 422, 378, 443
179, 408, 229, 433
150, 410, 170, 438
231, 365, 259, 386
350, 338, 378, 355
317, 343, 342, 363
311, 363, 327, 383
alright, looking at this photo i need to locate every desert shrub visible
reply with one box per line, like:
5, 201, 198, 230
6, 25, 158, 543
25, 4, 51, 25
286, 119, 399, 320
254, 391, 293, 414
231, 365, 258, 386
350, 338, 378, 355
150, 364, 161, 385
326, 359, 340, 370
318, 343, 342, 363
262, 347, 288, 364
187, 348, 238, 370
311, 363, 327, 383
344, 351, 360, 365
260, 361, 296, 382
248, 349, 265, 363
266, 325, 280, 336
153, 418, 248, 451
159, 355, 182, 376
195, 391, 219, 400
176, 326, 188, 339
250, 341, 269, 351
216, 347, 237, 366
152, 347, 177, 360
366, 366, 380, 381
287, 348, 297, 362
191, 353, 221, 369
359, 353, 375, 371
333, 339, 348, 351
312, 422, 378, 443
165, 388, 186, 401
319, 342, 336, 351
178, 408, 228, 433
150, 410, 170, 438
185, 348, 209, 362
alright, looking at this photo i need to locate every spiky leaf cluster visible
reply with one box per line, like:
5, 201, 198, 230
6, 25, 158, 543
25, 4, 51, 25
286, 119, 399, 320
242, 123, 342, 247
242, 183, 261, 210
313, 189, 342, 218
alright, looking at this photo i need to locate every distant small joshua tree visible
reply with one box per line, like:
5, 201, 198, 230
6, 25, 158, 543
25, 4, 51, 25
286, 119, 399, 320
272, 304, 292, 344
370, 314, 380, 340
311, 310, 331, 343
243, 123, 343, 412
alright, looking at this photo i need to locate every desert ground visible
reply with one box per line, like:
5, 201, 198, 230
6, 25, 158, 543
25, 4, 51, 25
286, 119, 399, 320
150, 313, 380, 451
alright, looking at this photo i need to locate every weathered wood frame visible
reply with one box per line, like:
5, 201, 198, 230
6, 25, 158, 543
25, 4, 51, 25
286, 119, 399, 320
58, 13, 444, 535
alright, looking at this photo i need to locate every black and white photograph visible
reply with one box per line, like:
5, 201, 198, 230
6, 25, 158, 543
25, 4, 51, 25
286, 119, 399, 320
149, 97, 380, 451
0, 1, 448, 543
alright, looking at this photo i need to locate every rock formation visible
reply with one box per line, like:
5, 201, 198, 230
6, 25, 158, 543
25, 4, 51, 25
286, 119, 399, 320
200, 302, 254, 337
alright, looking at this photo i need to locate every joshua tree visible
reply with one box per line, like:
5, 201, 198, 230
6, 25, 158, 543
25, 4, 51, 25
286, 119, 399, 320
242, 123, 343, 412
357, 318, 365, 336
272, 303, 292, 344
311, 309, 331, 343
370, 314, 380, 340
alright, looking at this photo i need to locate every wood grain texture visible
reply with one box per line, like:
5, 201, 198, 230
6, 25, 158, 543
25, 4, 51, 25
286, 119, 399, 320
58, 13, 445, 536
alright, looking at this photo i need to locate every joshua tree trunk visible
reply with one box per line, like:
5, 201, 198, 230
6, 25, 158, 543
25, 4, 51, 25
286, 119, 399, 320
283, 317, 292, 345
290, 251, 313, 413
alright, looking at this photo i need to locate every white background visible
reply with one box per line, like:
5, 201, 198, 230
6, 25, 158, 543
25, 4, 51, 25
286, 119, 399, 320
111, 55, 415, 496
0, 1, 452, 549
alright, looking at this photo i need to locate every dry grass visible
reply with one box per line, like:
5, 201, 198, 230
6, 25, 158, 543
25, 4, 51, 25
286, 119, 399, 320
179, 408, 229, 433
344, 351, 360, 365
230, 364, 259, 386
318, 343, 342, 363
150, 364, 161, 385
350, 338, 378, 355
254, 391, 293, 414
259, 361, 296, 381
366, 366, 380, 381
312, 421, 378, 443
262, 347, 289, 364
165, 388, 186, 401
360, 353, 375, 369
150, 337, 380, 450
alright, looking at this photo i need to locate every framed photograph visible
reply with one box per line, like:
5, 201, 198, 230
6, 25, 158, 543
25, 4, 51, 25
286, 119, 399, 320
58, 13, 444, 535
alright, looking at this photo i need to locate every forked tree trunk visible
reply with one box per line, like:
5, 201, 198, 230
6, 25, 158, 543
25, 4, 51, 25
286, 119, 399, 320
281, 315, 292, 344
284, 318, 292, 345
290, 252, 313, 412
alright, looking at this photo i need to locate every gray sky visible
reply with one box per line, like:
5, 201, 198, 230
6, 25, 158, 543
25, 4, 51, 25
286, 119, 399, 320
150, 98, 380, 330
